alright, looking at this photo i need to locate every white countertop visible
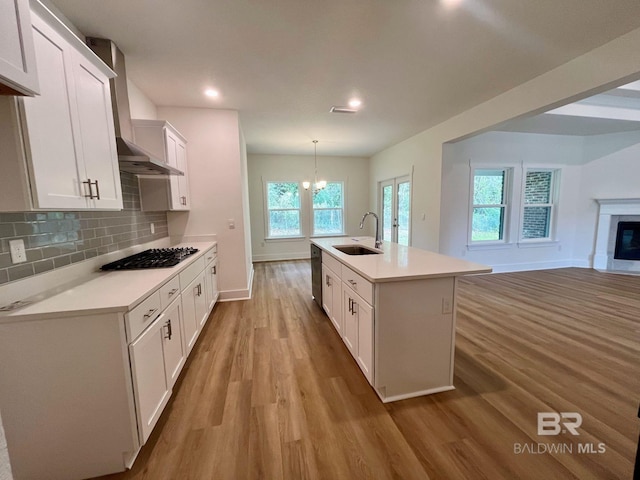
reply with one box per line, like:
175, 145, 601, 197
311, 237, 491, 282
0, 241, 216, 322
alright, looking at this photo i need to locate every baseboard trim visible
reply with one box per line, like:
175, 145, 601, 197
252, 252, 310, 262
219, 264, 255, 301
378, 385, 455, 403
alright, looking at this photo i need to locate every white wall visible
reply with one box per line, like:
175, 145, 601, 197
248, 154, 370, 262
572, 134, 640, 266
127, 79, 158, 120
370, 26, 640, 253
440, 131, 583, 272
158, 107, 253, 300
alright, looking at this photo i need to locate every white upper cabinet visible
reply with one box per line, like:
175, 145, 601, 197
134, 119, 191, 211
0, 2, 122, 211
0, 0, 39, 96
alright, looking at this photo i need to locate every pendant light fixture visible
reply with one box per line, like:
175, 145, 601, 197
303, 140, 326, 193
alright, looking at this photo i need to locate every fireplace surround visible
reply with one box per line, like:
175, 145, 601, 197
594, 198, 640, 273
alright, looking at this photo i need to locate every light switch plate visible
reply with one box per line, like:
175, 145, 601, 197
9, 239, 26, 264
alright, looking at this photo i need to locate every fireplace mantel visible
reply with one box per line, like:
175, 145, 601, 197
594, 198, 640, 271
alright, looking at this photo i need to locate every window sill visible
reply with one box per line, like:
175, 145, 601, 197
265, 236, 306, 243
517, 240, 559, 248
310, 233, 347, 239
467, 242, 513, 251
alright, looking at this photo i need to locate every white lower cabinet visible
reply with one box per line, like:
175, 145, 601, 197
181, 270, 207, 352
0, 243, 219, 480
322, 264, 342, 335
205, 255, 219, 311
342, 283, 374, 383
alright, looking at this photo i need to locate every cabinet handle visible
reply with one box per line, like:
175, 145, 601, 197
181, 196, 187, 205
206, 256, 213, 262
348, 279, 357, 287
326, 275, 331, 287
143, 308, 158, 319
196, 283, 202, 296
168, 288, 179, 296
351, 299, 357, 316
212, 266, 216, 275
348, 298, 353, 314
164, 319, 172, 340
83, 179, 101, 200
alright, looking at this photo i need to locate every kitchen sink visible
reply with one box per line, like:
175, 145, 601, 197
333, 245, 382, 256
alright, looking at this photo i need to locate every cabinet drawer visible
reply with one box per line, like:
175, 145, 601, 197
203, 247, 216, 266
322, 252, 342, 277
159, 276, 181, 310
341, 265, 373, 305
127, 291, 162, 341
179, 256, 205, 291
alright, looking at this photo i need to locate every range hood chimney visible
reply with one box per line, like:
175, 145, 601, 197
86, 38, 183, 176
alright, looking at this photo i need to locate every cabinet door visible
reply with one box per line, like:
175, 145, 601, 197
162, 298, 185, 389
355, 298, 374, 383
169, 140, 189, 210
205, 257, 219, 311
0, 0, 39, 95
71, 49, 122, 209
342, 284, 358, 356
181, 272, 207, 354
164, 128, 178, 169
21, 16, 86, 209
129, 315, 170, 445
323, 266, 342, 335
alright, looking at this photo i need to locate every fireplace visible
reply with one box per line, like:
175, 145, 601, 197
614, 222, 640, 261
594, 198, 640, 273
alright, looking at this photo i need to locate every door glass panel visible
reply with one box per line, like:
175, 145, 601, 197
397, 181, 410, 246
382, 184, 393, 242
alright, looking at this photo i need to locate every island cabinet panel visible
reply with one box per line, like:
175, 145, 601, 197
322, 263, 342, 335
374, 277, 456, 401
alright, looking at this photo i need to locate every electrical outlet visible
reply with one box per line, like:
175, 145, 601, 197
9, 239, 26, 264
150, 223, 155, 234
442, 297, 452, 314
228, 219, 235, 229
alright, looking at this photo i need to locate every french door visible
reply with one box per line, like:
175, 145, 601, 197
380, 175, 411, 245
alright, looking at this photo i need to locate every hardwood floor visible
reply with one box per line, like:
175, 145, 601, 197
96, 263, 640, 480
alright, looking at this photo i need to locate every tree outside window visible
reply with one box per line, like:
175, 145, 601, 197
471, 169, 508, 242
313, 182, 344, 235
266, 182, 301, 237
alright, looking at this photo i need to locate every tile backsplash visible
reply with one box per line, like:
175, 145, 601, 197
0, 173, 168, 285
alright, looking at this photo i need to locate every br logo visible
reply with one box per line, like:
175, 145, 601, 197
537, 412, 582, 436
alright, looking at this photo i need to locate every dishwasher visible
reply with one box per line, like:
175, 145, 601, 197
310, 244, 322, 308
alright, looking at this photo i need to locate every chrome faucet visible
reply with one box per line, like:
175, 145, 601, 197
359, 212, 382, 249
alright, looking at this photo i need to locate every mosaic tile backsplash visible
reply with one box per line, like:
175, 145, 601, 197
0, 172, 169, 285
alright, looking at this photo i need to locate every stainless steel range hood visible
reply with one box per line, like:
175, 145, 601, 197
86, 37, 183, 176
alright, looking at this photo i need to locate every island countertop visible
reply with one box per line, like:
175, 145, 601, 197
310, 237, 491, 282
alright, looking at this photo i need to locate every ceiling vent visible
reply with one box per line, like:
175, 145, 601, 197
330, 106, 358, 114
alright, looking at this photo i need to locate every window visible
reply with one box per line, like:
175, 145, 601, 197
266, 181, 301, 238
521, 169, 558, 241
312, 182, 344, 235
470, 168, 509, 242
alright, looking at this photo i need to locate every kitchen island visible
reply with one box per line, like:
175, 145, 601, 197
311, 236, 491, 402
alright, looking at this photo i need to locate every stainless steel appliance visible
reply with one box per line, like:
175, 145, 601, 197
100, 247, 198, 270
310, 244, 322, 307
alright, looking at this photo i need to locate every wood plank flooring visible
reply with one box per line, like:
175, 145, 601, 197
96, 264, 640, 480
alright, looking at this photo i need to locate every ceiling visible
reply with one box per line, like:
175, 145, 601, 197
49, 0, 640, 157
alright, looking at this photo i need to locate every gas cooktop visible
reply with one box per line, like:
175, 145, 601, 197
100, 247, 199, 270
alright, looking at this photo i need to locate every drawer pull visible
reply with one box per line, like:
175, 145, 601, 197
168, 288, 179, 296
348, 279, 357, 287
206, 256, 213, 262
143, 308, 158, 320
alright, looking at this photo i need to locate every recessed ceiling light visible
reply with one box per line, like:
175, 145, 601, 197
205, 89, 219, 97
348, 98, 362, 108
441, 0, 463, 8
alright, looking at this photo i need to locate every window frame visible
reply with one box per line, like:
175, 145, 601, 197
264, 180, 305, 240
311, 180, 345, 237
468, 167, 512, 245
518, 168, 560, 243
